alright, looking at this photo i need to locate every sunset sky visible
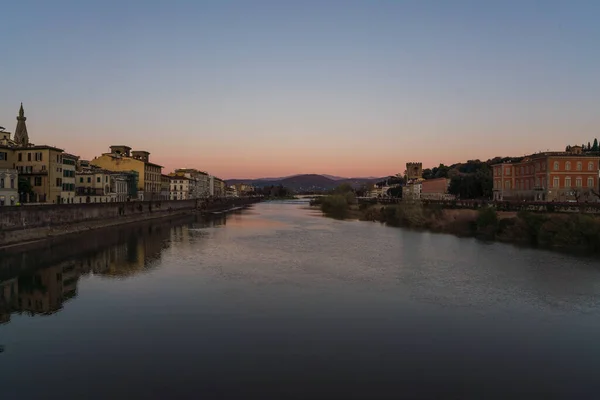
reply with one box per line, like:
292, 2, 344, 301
1, 0, 599, 179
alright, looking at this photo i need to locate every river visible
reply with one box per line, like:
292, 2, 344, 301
2, 201, 600, 399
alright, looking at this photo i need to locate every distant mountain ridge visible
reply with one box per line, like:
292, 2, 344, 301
226, 174, 384, 192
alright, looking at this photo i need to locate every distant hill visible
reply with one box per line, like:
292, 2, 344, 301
226, 174, 383, 192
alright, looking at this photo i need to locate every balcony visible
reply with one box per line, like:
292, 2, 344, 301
17, 166, 48, 175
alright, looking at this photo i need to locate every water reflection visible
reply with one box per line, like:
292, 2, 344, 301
0, 214, 227, 325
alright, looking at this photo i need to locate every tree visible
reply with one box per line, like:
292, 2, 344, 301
593, 138, 599, 152
422, 168, 433, 180
588, 142, 592, 151
18, 177, 33, 202
334, 183, 354, 194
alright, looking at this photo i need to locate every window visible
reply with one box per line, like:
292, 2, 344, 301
34, 177, 42, 186
79, 177, 83, 183
565, 161, 571, 171
589, 162, 594, 171
505, 181, 511, 190
56, 178, 62, 187
0, 152, 6, 160
588, 177, 594, 188
554, 162, 559, 171
10, 178, 14, 189
577, 162, 582, 171
576, 177, 582, 187
535, 177, 540, 187
565, 177, 571, 188
87, 177, 91, 183
520, 167, 524, 175
553, 177, 559, 188
505, 168, 511, 175
18, 153, 22, 162
97, 177, 101, 183
28, 153, 32, 161
0, 178, 3, 188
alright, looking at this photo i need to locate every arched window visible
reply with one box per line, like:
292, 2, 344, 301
576, 177, 582, 187
565, 176, 571, 188
554, 161, 559, 171
588, 162, 594, 171
577, 162, 582, 171
588, 177, 594, 188
565, 161, 571, 171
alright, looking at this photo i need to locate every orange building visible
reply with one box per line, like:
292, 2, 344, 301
492, 147, 600, 202
421, 178, 454, 200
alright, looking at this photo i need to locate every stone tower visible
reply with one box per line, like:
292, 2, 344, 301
406, 162, 423, 180
14, 103, 29, 146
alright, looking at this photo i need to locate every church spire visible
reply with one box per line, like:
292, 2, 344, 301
14, 102, 29, 146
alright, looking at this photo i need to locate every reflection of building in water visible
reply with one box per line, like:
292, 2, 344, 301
169, 215, 227, 245
0, 216, 190, 324
0, 277, 18, 324
17, 262, 79, 316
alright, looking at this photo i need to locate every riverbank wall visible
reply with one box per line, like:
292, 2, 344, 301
0, 198, 259, 248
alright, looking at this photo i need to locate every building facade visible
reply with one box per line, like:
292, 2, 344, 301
61, 153, 78, 204
406, 162, 423, 180
421, 178, 454, 200
403, 182, 422, 200
14, 146, 65, 204
76, 169, 113, 203
0, 169, 18, 206
493, 149, 600, 202
170, 176, 191, 200
214, 177, 225, 198
161, 174, 170, 200
91, 146, 162, 201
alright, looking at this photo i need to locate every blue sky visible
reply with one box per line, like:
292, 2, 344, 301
1, 0, 599, 178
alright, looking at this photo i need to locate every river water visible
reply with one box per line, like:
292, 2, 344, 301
2, 201, 600, 399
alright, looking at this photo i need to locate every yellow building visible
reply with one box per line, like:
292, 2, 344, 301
91, 146, 163, 201
14, 145, 65, 204
4, 104, 76, 204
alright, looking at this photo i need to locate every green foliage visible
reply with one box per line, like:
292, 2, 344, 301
448, 168, 493, 200
517, 211, 548, 245
476, 207, 498, 229
18, 177, 33, 195
387, 186, 402, 198
422, 164, 450, 180
593, 139, 599, 152
255, 185, 293, 198
334, 183, 354, 194
320, 195, 351, 219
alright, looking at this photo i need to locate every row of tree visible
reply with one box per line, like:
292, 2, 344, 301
567, 138, 599, 152
253, 185, 293, 198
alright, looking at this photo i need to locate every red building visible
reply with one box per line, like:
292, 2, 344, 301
492, 147, 600, 202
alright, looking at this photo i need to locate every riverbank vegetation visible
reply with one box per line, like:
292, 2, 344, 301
311, 184, 357, 219
314, 195, 600, 253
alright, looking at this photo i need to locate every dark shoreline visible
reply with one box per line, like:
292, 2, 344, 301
313, 202, 600, 257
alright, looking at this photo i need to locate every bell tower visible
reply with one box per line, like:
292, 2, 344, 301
14, 103, 29, 146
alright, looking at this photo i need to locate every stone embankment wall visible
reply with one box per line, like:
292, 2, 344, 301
0, 199, 198, 231
0, 198, 259, 247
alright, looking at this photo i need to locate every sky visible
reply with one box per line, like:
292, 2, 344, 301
1, 0, 599, 179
